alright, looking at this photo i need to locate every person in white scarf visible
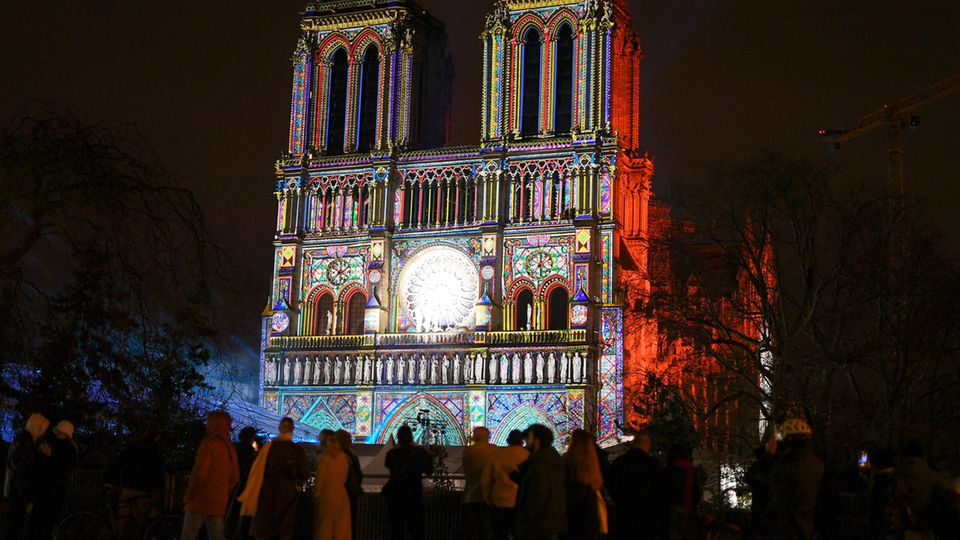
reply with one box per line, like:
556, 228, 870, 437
237, 417, 308, 540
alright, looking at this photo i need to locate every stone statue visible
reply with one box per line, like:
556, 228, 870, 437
267, 359, 278, 385
572, 352, 582, 383
547, 353, 556, 383
500, 355, 509, 384
431, 356, 439, 384
323, 357, 331, 384
453, 354, 461, 384
282, 358, 291, 384
560, 352, 568, 383
343, 356, 351, 384
364, 356, 372, 384
479, 353, 487, 383
375, 357, 383, 384
419, 355, 428, 384
523, 353, 533, 383
408, 356, 415, 384
293, 357, 302, 384
334, 356, 342, 384
441, 355, 450, 384
536, 353, 545, 383
398, 356, 406, 384
313, 357, 322, 384
512, 354, 521, 383
325, 309, 333, 335
386, 356, 394, 385
525, 304, 532, 330
489, 354, 497, 383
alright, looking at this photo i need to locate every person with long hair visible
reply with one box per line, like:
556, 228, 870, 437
334, 430, 363, 539
313, 434, 351, 540
562, 429, 604, 540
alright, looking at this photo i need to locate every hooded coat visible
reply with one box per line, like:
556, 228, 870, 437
514, 445, 567, 538
184, 411, 240, 517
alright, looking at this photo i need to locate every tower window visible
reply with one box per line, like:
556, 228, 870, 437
314, 292, 334, 335
356, 45, 380, 152
554, 23, 574, 134
515, 289, 534, 330
547, 286, 569, 330
325, 47, 348, 156
344, 291, 366, 335
520, 28, 542, 137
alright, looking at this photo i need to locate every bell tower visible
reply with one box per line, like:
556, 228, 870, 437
286, 0, 454, 158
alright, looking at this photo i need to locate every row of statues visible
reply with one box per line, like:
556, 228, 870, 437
265, 351, 588, 387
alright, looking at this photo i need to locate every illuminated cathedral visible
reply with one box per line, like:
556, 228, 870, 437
260, 0, 657, 448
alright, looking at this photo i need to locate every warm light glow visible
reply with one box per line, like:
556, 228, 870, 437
399, 247, 479, 332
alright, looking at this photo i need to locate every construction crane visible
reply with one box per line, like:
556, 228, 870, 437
819, 72, 960, 203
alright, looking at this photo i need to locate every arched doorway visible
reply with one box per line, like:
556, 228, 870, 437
376, 394, 466, 446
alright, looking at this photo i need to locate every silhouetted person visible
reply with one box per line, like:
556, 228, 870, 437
608, 432, 663, 540
239, 417, 309, 540
745, 446, 772, 539
562, 429, 604, 540
229, 426, 258, 540
898, 439, 956, 537
29, 420, 78, 540
4, 413, 49, 540
111, 429, 166, 536
335, 430, 362, 540
383, 425, 434, 540
868, 448, 906, 539
661, 443, 701, 539
514, 424, 566, 540
760, 418, 823, 540
181, 411, 240, 540
482, 430, 528, 540
463, 426, 497, 540
312, 434, 350, 540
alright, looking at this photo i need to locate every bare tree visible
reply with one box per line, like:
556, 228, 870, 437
0, 112, 228, 461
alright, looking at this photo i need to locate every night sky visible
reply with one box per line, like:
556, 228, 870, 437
3, 1, 958, 366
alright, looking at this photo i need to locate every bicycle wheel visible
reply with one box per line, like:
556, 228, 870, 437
141, 513, 184, 540
54, 510, 112, 540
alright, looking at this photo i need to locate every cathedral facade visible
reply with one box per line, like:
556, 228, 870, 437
260, 0, 654, 448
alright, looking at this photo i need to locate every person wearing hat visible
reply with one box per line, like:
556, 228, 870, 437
4, 413, 50, 540
29, 419, 79, 539
759, 418, 824, 540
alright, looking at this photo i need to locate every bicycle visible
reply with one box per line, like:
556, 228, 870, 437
53, 485, 184, 540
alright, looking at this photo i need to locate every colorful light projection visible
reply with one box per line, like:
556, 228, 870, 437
398, 247, 479, 333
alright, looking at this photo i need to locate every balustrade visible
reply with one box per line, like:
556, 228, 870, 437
264, 350, 591, 388
268, 329, 586, 350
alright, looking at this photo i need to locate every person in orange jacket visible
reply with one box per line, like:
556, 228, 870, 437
181, 410, 240, 540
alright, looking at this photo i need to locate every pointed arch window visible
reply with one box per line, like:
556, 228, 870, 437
356, 45, 380, 152
546, 286, 569, 330
313, 292, 334, 335
553, 23, 574, 134
515, 289, 535, 330
520, 27, 542, 137
325, 47, 349, 156
344, 291, 366, 335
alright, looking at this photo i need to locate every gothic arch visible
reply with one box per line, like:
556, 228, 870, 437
545, 8, 579, 37
538, 276, 571, 300
492, 403, 559, 448
511, 12, 546, 42
506, 277, 536, 300
349, 29, 383, 60
337, 282, 366, 304
376, 393, 466, 445
316, 33, 352, 61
